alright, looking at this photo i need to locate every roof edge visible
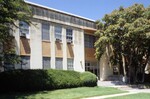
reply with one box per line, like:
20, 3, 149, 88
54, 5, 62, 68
25, 0, 96, 22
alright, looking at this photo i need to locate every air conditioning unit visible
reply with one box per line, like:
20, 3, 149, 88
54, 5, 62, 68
20, 33, 26, 38
67, 40, 72, 44
55, 38, 62, 42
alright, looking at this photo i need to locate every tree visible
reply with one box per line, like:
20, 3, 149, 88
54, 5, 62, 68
95, 4, 150, 83
0, 0, 32, 71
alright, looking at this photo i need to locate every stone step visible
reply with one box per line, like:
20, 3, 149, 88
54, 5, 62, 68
107, 75, 122, 81
98, 81, 126, 87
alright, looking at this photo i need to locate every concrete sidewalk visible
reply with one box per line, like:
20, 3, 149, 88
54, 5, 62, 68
83, 81, 150, 99
82, 92, 138, 99
83, 89, 150, 99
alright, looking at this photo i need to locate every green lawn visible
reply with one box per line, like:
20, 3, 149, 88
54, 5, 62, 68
0, 87, 126, 99
107, 93, 150, 99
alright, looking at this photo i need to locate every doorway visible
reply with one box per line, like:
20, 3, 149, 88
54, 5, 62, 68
85, 61, 100, 79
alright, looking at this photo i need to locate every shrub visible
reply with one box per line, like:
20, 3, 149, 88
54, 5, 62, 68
0, 69, 97, 92
0, 69, 81, 92
48, 70, 81, 89
80, 72, 97, 87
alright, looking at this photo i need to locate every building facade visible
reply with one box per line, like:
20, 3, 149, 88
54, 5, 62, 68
2, 1, 114, 80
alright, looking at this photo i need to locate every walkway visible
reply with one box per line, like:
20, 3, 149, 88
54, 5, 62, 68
83, 92, 138, 99
83, 81, 150, 99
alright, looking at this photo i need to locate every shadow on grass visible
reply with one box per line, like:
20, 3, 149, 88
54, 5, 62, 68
0, 90, 51, 99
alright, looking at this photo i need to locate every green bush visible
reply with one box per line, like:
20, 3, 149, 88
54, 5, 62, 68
0, 69, 81, 92
0, 69, 97, 92
80, 72, 97, 87
48, 70, 81, 89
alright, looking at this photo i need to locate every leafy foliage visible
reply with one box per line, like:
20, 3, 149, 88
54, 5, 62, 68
95, 4, 150, 83
0, 0, 32, 70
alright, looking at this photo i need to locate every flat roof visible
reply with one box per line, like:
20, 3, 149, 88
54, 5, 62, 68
25, 1, 95, 22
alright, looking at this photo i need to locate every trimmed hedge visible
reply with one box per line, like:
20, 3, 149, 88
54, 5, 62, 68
0, 69, 97, 92
80, 71, 97, 87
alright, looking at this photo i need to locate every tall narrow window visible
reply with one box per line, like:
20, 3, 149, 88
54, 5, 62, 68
66, 29, 73, 43
42, 23, 50, 40
84, 34, 95, 48
67, 58, 74, 70
43, 57, 51, 69
55, 26, 62, 41
55, 58, 63, 70
20, 56, 30, 69
19, 21, 30, 38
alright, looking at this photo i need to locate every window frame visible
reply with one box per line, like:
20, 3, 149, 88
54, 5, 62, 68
42, 23, 50, 41
19, 21, 30, 38
55, 58, 63, 70
43, 57, 51, 69
20, 56, 30, 69
66, 28, 73, 43
55, 26, 62, 41
67, 58, 74, 70
84, 34, 95, 48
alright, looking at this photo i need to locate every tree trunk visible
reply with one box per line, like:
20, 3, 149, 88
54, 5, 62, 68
122, 54, 127, 82
122, 54, 126, 76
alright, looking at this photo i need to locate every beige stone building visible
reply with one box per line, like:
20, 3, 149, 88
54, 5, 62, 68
2, 1, 114, 80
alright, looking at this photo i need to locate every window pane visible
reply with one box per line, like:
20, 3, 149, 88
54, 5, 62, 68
55, 58, 63, 70
66, 29, 73, 42
84, 34, 95, 48
43, 57, 51, 69
36, 8, 42, 16
49, 11, 55, 19
42, 23, 50, 40
55, 26, 62, 40
67, 58, 74, 70
19, 21, 29, 38
55, 13, 58, 20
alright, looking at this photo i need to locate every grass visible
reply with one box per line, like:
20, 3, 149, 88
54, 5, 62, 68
107, 93, 150, 99
0, 87, 126, 99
